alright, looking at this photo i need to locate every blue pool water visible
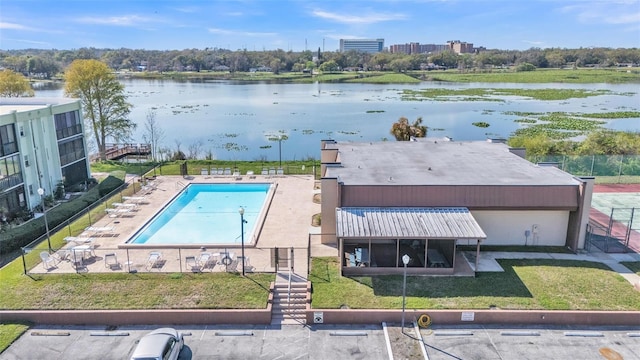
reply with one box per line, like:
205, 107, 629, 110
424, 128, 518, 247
129, 183, 272, 245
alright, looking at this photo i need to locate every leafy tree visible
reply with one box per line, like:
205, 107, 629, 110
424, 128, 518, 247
64, 59, 135, 161
390, 117, 427, 141
0, 69, 34, 97
319, 60, 339, 72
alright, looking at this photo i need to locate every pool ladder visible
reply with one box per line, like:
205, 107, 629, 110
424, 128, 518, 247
175, 181, 186, 190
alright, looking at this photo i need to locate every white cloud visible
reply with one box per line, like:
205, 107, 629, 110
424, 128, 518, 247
208, 28, 277, 37
311, 9, 407, 24
0, 22, 36, 31
76, 15, 153, 27
560, 1, 640, 25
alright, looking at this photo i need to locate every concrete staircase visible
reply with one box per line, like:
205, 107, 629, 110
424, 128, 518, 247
271, 272, 309, 325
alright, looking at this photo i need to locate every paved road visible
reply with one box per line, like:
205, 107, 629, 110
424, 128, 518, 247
3, 324, 640, 360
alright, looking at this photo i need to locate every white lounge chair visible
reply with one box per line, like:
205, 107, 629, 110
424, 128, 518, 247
85, 226, 116, 236
122, 196, 146, 204
105, 208, 132, 217
112, 202, 138, 209
146, 251, 163, 270
198, 252, 217, 271
201, 168, 209, 176
185, 256, 200, 272
104, 253, 120, 270
40, 251, 57, 270
64, 236, 95, 245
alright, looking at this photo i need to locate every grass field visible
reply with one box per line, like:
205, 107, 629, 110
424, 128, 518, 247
0, 323, 29, 354
0, 258, 273, 310
309, 257, 640, 310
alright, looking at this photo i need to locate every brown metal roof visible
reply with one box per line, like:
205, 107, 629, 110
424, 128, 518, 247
336, 207, 487, 239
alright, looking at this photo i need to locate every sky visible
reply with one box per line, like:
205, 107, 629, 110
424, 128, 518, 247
1, 0, 639, 52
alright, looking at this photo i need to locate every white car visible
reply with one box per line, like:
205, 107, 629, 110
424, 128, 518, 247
130, 327, 184, 360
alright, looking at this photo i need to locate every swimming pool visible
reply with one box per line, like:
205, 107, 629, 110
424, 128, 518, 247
128, 183, 274, 246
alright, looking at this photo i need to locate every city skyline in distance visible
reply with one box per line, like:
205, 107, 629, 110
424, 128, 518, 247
1, 0, 639, 52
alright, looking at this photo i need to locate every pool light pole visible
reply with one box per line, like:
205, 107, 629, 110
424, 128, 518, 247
401, 254, 410, 333
37, 188, 51, 252
238, 207, 248, 276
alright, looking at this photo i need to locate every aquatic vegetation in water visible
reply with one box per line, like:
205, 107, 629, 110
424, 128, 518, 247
472, 122, 490, 128
400, 88, 614, 102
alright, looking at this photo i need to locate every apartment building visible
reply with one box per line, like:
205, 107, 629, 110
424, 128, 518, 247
447, 40, 475, 54
0, 98, 90, 219
339, 39, 385, 53
389, 42, 448, 55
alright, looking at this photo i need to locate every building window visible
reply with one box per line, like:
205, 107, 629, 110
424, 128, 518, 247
54, 111, 82, 140
58, 138, 86, 166
0, 124, 18, 157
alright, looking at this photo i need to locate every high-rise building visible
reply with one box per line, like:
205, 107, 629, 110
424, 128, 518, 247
389, 42, 448, 54
339, 39, 384, 53
447, 40, 474, 54
0, 98, 90, 216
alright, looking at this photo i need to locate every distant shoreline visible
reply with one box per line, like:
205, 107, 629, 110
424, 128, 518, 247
108, 67, 640, 84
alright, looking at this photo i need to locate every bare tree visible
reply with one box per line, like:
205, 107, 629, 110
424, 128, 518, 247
187, 140, 203, 160
142, 109, 165, 161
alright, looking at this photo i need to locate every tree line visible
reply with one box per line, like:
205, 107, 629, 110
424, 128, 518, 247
1, 46, 639, 79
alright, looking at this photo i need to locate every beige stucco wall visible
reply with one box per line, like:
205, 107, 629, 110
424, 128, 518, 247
471, 210, 570, 246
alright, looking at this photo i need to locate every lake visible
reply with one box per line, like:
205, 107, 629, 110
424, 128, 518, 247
35, 80, 640, 161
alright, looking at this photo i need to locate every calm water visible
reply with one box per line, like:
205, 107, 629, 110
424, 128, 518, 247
35, 80, 640, 161
130, 183, 271, 245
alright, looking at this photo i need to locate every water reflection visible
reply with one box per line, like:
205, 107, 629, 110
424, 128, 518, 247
34, 80, 640, 161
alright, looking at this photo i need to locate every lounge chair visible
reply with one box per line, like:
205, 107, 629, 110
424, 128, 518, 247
223, 167, 232, 175
104, 253, 120, 270
85, 226, 115, 234
261, 168, 268, 176
276, 167, 284, 176
146, 251, 163, 270
201, 168, 209, 176
185, 256, 200, 272
64, 236, 94, 245
216, 168, 224, 175
238, 256, 253, 273
40, 251, 57, 270
268, 168, 276, 176
106, 208, 132, 217
198, 252, 217, 271
112, 202, 138, 209
122, 196, 146, 204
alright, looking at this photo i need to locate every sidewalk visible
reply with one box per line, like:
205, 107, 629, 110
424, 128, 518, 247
466, 248, 640, 288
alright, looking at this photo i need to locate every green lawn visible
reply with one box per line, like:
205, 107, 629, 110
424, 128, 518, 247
0, 258, 273, 310
0, 323, 29, 354
309, 257, 640, 310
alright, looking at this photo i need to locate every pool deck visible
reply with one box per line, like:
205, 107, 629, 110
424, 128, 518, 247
34, 174, 333, 278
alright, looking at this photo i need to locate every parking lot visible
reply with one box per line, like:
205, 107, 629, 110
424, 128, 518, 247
2, 324, 640, 360
1, 324, 389, 360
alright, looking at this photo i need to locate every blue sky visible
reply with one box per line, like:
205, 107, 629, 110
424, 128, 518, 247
1, 0, 639, 51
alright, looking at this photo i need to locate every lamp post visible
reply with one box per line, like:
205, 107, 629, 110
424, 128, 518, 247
137, 143, 142, 181
401, 254, 410, 333
238, 207, 248, 276
37, 188, 51, 252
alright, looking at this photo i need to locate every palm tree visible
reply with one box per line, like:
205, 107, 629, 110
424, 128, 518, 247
390, 117, 427, 141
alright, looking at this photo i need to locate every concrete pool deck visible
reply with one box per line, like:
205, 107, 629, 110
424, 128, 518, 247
32, 174, 330, 277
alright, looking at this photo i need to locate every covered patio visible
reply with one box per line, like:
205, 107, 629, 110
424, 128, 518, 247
336, 207, 487, 276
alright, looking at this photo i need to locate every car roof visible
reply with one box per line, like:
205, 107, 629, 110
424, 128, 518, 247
130, 328, 179, 359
